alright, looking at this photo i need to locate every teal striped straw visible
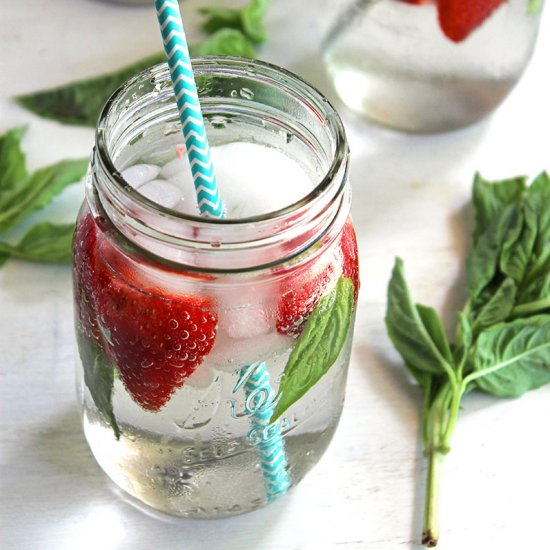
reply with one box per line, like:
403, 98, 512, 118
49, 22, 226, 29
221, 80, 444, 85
155, 0, 223, 217
242, 363, 291, 501
154, 0, 291, 501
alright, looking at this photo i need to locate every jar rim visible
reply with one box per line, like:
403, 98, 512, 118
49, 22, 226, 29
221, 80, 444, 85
95, 55, 348, 226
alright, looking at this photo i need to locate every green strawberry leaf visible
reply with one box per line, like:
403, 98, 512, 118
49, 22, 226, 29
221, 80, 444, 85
78, 333, 120, 440
15, 53, 165, 127
468, 316, 550, 398
272, 276, 355, 421
0, 158, 88, 232
0, 222, 74, 266
0, 126, 28, 194
190, 29, 256, 58
386, 258, 455, 378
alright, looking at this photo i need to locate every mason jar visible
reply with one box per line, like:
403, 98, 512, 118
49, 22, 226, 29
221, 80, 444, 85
321, 0, 543, 132
73, 57, 359, 518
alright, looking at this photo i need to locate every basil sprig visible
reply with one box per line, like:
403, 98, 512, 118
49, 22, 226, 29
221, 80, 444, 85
0, 127, 87, 267
386, 173, 550, 547
16, 0, 270, 127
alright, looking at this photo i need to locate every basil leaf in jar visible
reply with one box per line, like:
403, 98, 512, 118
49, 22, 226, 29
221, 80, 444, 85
272, 276, 355, 421
78, 334, 121, 440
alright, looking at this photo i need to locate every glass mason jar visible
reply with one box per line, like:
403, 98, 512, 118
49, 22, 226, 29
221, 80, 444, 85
321, 0, 543, 132
73, 57, 359, 518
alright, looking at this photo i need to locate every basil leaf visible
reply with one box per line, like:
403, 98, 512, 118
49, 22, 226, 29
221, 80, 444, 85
200, 0, 271, 44
190, 29, 256, 58
517, 269, 550, 305
199, 7, 243, 35
523, 172, 550, 283
78, 333, 120, 440
0, 158, 88, 232
0, 126, 27, 193
241, 0, 271, 43
528, 0, 545, 14
386, 258, 455, 377
470, 316, 550, 398
499, 206, 537, 284
472, 277, 517, 331
471, 173, 526, 244
15, 53, 165, 127
466, 203, 518, 302
272, 276, 354, 421
0, 222, 74, 266
416, 304, 453, 364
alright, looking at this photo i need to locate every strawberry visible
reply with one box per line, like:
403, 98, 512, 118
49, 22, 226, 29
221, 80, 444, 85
74, 213, 217, 412
73, 213, 105, 345
340, 219, 360, 301
437, 0, 507, 42
399, 0, 433, 5
276, 219, 359, 337
276, 261, 335, 337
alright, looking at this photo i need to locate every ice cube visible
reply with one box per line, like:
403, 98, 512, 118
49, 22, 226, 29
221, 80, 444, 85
121, 164, 161, 188
218, 304, 274, 339
161, 156, 187, 179
136, 179, 184, 209
209, 142, 315, 218
173, 196, 201, 217
185, 363, 216, 390
206, 329, 293, 372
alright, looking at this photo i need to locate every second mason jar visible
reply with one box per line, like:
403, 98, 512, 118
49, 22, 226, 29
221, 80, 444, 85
321, 0, 542, 132
73, 57, 359, 518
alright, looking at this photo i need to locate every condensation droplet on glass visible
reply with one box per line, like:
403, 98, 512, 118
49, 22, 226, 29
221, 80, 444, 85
210, 115, 227, 129
239, 88, 254, 100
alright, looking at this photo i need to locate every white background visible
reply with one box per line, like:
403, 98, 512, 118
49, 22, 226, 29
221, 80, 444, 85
1, 1, 549, 549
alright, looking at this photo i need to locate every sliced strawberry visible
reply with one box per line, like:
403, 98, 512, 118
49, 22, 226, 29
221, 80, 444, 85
74, 212, 217, 412
341, 219, 360, 301
399, 0, 434, 5
73, 213, 106, 345
437, 0, 507, 42
276, 261, 335, 337
276, 218, 359, 337
96, 277, 217, 411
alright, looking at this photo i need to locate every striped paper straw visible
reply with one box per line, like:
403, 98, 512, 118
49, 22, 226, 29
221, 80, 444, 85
155, 0, 223, 218
154, 0, 291, 501
243, 363, 292, 501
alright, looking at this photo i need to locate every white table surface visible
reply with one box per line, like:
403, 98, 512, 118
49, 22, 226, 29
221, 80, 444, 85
1, 2, 549, 549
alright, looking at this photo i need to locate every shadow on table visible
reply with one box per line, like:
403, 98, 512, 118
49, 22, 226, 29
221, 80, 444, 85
11, 407, 286, 550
